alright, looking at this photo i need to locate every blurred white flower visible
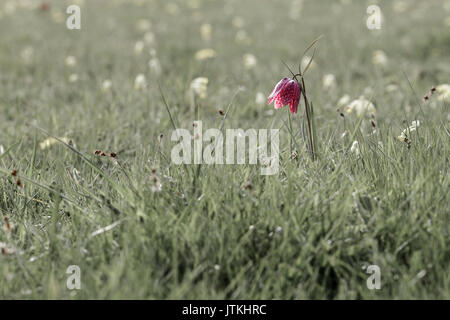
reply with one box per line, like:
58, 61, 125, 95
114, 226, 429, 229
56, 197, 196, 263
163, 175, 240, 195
200, 23, 212, 41
69, 74, 79, 83
134, 41, 145, 55
350, 141, 360, 156
398, 120, 421, 141
0, 145, 4, 156
345, 96, 376, 117
386, 84, 399, 93
40, 137, 72, 150
65, 56, 77, 67
255, 92, 266, 105
235, 30, 251, 45
136, 19, 151, 32
436, 84, 450, 103
102, 80, 112, 92
134, 74, 147, 90
232, 17, 244, 28
144, 32, 155, 45
148, 58, 162, 75
243, 53, 257, 69
166, 3, 179, 15
337, 94, 351, 108
322, 74, 336, 91
190, 77, 208, 99
195, 49, 217, 61
372, 50, 388, 66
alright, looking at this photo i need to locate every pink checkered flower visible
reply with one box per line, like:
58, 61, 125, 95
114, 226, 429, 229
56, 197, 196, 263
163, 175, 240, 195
268, 78, 301, 114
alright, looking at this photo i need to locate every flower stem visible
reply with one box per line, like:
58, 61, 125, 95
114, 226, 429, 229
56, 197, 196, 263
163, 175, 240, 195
301, 77, 315, 161
288, 108, 293, 157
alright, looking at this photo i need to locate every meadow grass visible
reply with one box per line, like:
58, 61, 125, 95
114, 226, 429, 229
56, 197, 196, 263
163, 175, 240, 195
0, 0, 449, 299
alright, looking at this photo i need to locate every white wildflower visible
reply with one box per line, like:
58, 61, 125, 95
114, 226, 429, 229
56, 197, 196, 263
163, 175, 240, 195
190, 77, 208, 99
148, 58, 162, 75
350, 141, 360, 156
195, 49, 217, 61
322, 74, 336, 91
255, 92, 266, 105
134, 41, 145, 55
102, 80, 112, 92
243, 53, 257, 69
68, 74, 79, 83
65, 56, 77, 67
337, 94, 351, 108
136, 19, 151, 32
398, 120, 421, 141
134, 74, 147, 90
436, 84, 450, 103
372, 50, 388, 66
200, 23, 212, 41
345, 96, 376, 117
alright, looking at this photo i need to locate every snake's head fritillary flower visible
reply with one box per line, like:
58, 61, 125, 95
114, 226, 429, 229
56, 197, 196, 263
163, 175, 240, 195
268, 78, 301, 114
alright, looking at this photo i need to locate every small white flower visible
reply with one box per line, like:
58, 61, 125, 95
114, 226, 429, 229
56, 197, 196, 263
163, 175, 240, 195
232, 17, 244, 28
322, 74, 336, 91
65, 56, 77, 67
345, 96, 376, 117
148, 58, 161, 75
235, 30, 251, 44
69, 74, 79, 83
195, 49, 217, 61
200, 23, 212, 41
243, 53, 257, 69
102, 80, 112, 92
0, 145, 4, 155
255, 92, 266, 105
372, 50, 388, 66
337, 94, 351, 108
144, 32, 155, 45
398, 120, 421, 141
190, 77, 208, 98
136, 19, 151, 32
350, 141, 360, 156
134, 41, 145, 55
436, 84, 450, 103
134, 74, 147, 90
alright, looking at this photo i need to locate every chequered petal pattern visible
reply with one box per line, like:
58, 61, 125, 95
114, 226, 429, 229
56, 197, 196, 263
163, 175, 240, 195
268, 78, 301, 114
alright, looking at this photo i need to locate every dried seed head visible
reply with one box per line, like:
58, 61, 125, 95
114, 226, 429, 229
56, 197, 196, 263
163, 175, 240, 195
11, 169, 17, 177
4, 216, 11, 233
218, 109, 225, 116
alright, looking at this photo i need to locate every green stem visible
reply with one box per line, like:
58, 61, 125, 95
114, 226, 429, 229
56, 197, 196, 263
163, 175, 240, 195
301, 77, 315, 161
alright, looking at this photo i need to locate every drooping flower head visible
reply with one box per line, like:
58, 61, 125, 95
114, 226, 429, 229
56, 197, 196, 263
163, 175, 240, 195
268, 78, 301, 114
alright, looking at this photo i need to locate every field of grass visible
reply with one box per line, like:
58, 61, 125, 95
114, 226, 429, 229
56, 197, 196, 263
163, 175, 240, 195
0, 0, 449, 299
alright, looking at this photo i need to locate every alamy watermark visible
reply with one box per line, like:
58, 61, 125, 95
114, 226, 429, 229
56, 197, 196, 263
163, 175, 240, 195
366, 5, 382, 30
66, 5, 81, 30
171, 121, 279, 175
66, 265, 81, 290
366, 265, 381, 290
